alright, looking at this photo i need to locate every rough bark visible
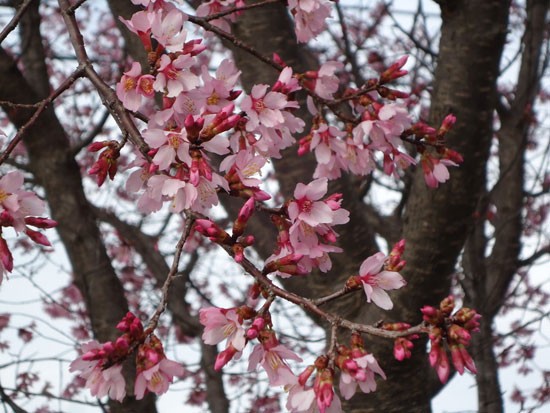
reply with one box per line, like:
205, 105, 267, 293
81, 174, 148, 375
485, 0, 549, 318
462, 1, 549, 412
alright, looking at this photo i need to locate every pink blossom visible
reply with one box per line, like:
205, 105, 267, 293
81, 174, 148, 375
0, 171, 47, 234
359, 252, 406, 310
288, 178, 348, 227
120, 10, 154, 50
421, 156, 457, 188
153, 54, 199, 97
304, 61, 342, 100
134, 358, 184, 399
116, 62, 154, 111
313, 368, 342, 413
196, 0, 244, 32
286, 382, 316, 412
151, 8, 188, 52
144, 128, 190, 171
248, 336, 301, 386
241, 84, 288, 131
69, 341, 126, 402
195, 61, 240, 113
288, 0, 332, 43
199, 307, 246, 351
308, 123, 347, 166
339, 353, 386, 399
0, 171, 22, 214
353, 103, 411, 152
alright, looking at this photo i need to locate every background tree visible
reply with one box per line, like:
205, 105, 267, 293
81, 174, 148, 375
0, 1, 548, 413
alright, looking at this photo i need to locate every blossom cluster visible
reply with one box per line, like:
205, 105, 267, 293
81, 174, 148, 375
199, 303, 389, 413
64, 0, 474, 410
70, 312, 183, 401
0, 171, 57, 283
421, 296, 480, 383
263, 177, 349, 277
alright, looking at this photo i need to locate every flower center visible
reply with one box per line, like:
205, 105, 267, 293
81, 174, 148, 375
207, 92, 219, 106
253, 98, 265, 113
0, 189, 8, 203
168, 134, 180, 149
124, 77, 136, 91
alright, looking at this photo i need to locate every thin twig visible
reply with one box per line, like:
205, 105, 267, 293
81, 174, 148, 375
0, 0, 34, 45
199, 0, 282, 22
57, 0, 152, 160
145, 215, 196, 334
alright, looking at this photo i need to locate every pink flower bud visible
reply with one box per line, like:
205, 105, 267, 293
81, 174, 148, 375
0, 237, 13, 273
438, 114, 456, 135
233, 198, 255, 237
115, 336, 130, 352
24, 217, 57, 229
460, 345, 477, 374
439, 296, 455, 315
25, 228, 51, 246
421, 305, 440, 323
448, 324, 471, 345
87, 141, 109, 152
298, 365, 315, 386
214, 345, 238, 371
380, 56, 408, 83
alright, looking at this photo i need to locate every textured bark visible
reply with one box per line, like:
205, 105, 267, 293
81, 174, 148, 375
462, 1, 549, 412
485, 0, 549, 318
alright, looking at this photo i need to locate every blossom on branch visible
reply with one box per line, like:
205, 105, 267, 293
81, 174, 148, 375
358, 251, 406, 310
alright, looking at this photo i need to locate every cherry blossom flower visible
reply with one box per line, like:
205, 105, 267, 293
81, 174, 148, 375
306, 123, 347, 166
287, 178, 349, 227
241, 84, 289, 131
144, 128, 190, 171
153, 54, 200, 97
286, 382, 316, 412
248, 333, 301, 386
116, 62, 155, 111
352, 103, 411, 152
69, 341, 126, 402
339, 352, 386, 399
358, 252, 406, 310
199, 307, 246, 351
120, 10, 154, 50
421, 156, 457, 188
302, 61, 343, 99
0, 171, 45, 228
196, 0, 244, 32
313, 368, 342, 413
288, 0, 332, 43
151, 8, 188, 52
134, 358, 184, 399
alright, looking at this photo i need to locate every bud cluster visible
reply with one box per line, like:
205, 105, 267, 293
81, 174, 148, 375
421, 296, 480, 383
69, 312, 183, 402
